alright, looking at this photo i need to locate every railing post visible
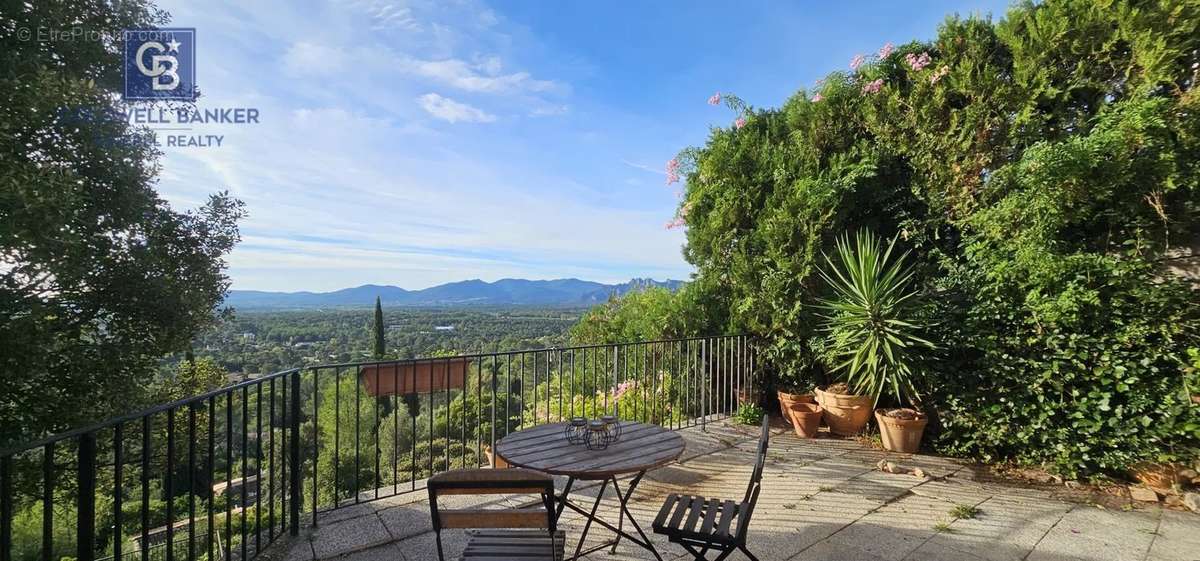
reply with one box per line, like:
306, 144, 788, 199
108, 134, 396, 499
289, 370, 302, 535
701, 338, 708, 432
77, 433, 96, 561
611, 345, 619, 417
2, 456, 12, 561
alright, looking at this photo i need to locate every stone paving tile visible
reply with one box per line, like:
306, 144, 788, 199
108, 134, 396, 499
823, 494, 952, 560
1024, 505, 1158, 561
903, 538, 991, 561
375, 504, 433, 541
792, 539, 890, 561
921, 494, 1072, 561
394, 528, 468, 561
333, 542, 406, 561
836, 469, 926, 504
309, 514, 393, 559
1147, 509, 1200, 561
907, 476, 995, 505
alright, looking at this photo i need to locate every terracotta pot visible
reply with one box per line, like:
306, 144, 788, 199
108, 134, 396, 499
875, 409, 928, 453
789, 403, 824, 438
777, 390, 814, 425
1130, 462, 1182, 492
483, 445, 509, 469
815, 387, 872, 436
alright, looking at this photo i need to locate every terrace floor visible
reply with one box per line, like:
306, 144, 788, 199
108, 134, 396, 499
263, 420, 1198, 561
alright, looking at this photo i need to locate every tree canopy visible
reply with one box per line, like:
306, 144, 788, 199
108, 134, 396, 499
0, 1, 245, 446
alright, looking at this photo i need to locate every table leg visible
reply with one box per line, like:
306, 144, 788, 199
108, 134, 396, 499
569, 478, 608, 560
555, 476, 575, 521
553, 472, 660, 561
610, 473, 659, 560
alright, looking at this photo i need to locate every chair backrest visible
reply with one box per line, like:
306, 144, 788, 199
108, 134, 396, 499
428, 468, 556, 531
736, 415, 770, 541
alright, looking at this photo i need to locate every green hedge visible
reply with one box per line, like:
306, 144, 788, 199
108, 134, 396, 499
672, 0, 1200, 478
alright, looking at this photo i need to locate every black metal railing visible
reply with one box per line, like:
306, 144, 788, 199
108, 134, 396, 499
0, 335, 756, 561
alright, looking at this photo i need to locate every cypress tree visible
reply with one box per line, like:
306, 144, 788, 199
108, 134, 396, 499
372, 296, 385, 359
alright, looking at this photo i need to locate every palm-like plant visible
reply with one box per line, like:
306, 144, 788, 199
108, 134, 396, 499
817, 229, 935, 406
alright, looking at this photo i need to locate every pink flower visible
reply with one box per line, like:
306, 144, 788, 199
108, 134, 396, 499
930, 65, 950, 84
707, 92, 721, 106
850, 54, 865, 70
861, 78, 884, 94
614, 380, 637, 399
905, 52, 932, 71
734, 117, 747, 129
811, 93, 824, 102
877, 42, 894, 59
665, 158, 680, 185
666, 202, 692, 229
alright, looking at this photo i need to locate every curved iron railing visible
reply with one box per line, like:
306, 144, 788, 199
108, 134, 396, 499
0, 335, 756, 561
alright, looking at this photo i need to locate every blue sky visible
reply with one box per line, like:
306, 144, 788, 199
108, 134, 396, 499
153, 0, 1011, 292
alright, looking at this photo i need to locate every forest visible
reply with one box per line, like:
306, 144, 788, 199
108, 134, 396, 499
183, 307, 584, 379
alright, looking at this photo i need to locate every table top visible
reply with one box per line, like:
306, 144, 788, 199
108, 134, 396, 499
494, 422, 685, 479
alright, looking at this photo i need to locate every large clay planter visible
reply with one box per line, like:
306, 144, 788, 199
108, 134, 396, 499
789, 403, 824, 438
875, 409, 928, 453
1130, 462, 1182, 492
815, 387, 872, 436
777, 390, 814, 426
360, 358, 470, 397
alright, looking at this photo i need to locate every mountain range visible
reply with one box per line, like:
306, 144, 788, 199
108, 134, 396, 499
224, 278, 684, 309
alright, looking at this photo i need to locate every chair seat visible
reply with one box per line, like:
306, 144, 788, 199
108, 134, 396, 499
460, 529, 565, 560
651, 494, 743, 545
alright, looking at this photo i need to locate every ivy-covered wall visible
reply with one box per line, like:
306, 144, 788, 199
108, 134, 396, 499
674, 0, 1200, 477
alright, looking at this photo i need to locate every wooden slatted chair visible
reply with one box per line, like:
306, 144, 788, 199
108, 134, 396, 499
428, 468, 565, 561
652, 415, 769, 561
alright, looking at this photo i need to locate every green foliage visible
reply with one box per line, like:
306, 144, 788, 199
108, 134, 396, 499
732, 403, 766, 426
373, 297, 386, 359
570, 286, 704, 345
1185, 348, 1200, 397
0, 0, 245, 446
675, 0, 1200, 477
949, 504, 980, 520
818, 230, 934, 405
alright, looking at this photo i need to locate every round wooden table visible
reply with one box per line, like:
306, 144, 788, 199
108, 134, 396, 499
496, 422, 685, 561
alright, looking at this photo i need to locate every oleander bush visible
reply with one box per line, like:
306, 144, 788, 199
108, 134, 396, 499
668, 0, 1200, 477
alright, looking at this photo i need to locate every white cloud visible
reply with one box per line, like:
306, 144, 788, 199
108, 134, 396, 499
529, 104, 569, 117
416, 93, 496, 123
282, 42, 347, 76
367, 3, 421, 31
405, 57, 564, 94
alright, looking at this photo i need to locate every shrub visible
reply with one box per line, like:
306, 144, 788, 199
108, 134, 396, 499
670, 0, 1200, 477
733, 403, 766, 425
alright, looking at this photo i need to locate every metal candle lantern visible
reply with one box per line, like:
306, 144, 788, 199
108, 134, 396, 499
564, 417, 588, 444
600, 415, 621, 443
584, 420, 610, 450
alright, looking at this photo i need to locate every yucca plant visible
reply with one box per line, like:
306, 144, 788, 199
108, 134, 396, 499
817, 229, 935, 406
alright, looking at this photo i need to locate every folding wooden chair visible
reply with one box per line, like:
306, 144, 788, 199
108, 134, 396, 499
652, 415, 769, 561
428, 468, 565, 561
